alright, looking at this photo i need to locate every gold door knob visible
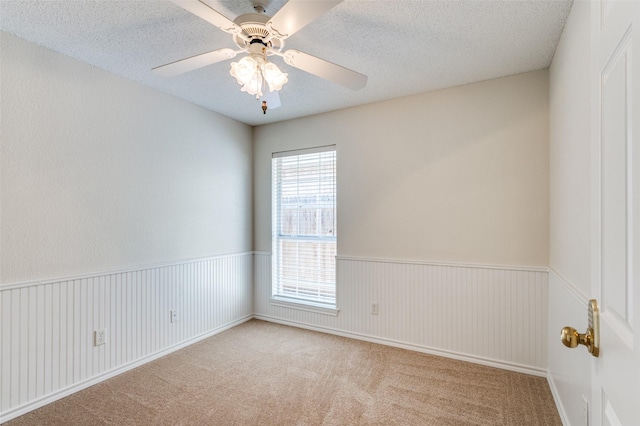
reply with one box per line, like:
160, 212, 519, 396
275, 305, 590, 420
560, 299, 600, 357
561, 326, 595, 352
560, 326, 580, 348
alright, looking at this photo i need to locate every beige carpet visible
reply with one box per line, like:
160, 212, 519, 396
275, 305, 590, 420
6, 320, 561, 425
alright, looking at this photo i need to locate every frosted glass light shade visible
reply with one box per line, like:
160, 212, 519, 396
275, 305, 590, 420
230, 56, 258, 86
262, 62, 288, 92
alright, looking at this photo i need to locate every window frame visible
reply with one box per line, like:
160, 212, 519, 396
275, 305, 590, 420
270, 145, 338, 315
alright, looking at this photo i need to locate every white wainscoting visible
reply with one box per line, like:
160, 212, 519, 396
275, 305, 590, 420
546, 268, 590, 426
0, 253, 253, 423
255, 253, 549, 375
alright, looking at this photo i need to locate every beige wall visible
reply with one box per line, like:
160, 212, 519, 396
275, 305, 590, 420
254, 70, 549, 267
0, 33, 253, 284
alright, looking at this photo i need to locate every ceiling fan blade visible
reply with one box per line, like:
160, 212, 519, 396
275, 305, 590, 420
169, 0, 241, 34
262, 90, 281, 109
283, 50, 367, 90
152, 48, 237, 77
267, 0, 343, 39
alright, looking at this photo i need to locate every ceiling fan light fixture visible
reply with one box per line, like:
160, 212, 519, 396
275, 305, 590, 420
230, 54, 287, 97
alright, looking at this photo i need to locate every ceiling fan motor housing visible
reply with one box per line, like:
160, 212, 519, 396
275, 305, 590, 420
233, 13, 284, 52
248, 41, 268, 64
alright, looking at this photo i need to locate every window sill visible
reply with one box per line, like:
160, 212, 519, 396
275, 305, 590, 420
269, 297, 339, 316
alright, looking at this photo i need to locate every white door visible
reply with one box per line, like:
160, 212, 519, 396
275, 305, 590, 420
591, 0, 640, 424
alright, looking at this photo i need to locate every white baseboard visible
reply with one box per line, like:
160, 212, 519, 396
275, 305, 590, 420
0, 315, 253, 424
547, 370, 570, 426
253, 314, 547, 378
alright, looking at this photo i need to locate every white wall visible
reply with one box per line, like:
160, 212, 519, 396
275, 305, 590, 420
253, 70, 550, 373
0, 32, 253, 285
0, 33, 254, 422
547, 1, 592, 424
549, 1, 591, 295
254, 71, 549, 266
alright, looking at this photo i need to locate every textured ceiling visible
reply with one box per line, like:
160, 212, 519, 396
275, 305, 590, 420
0, 0, 572, 126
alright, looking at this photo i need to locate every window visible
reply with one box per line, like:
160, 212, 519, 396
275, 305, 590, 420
272, 146, 337, 309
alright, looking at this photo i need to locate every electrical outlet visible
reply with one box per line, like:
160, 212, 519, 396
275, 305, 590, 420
171, 310, 178, 323
94, 329, 106, 346
371, 302, 379, 315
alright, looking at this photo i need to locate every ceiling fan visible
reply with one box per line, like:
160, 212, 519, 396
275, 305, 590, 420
153, 0, 368, 109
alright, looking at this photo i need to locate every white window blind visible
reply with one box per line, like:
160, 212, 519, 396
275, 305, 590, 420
272, 146, 336, 307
